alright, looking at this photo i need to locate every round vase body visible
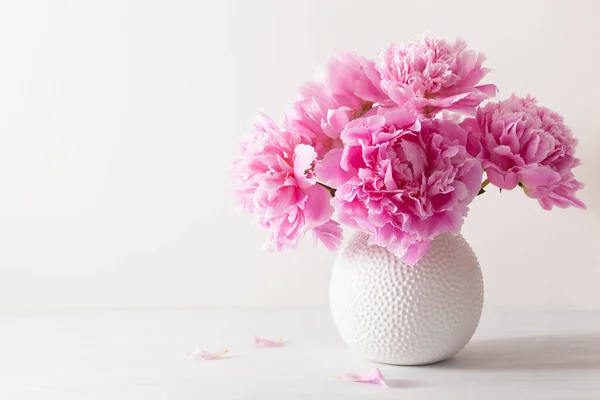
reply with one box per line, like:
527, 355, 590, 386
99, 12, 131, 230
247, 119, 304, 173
330, 231, 483, 365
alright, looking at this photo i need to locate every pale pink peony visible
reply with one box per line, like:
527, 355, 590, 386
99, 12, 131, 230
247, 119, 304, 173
233, 38, 586, 262
466, 95, 585, 210
283, 97, 349, 158
319, 50, 389, 109
232, 113, 342, 251
284, 51, 388, 157
318, 108, 483, 264
377, 36, 497, 116
311, 219, 344, 251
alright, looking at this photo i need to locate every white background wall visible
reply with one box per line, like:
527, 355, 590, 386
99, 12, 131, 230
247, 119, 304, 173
0, 0, 598, 309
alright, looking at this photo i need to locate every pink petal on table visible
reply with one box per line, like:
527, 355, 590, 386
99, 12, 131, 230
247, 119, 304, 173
188, 345, 229, 360
254, 335, 285, 348
338, 368, 387, 386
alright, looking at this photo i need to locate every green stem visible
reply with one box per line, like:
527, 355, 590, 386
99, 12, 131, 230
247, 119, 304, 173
481, 178, 490, 190
477, 178, 490, 196
317, 181, 336, 197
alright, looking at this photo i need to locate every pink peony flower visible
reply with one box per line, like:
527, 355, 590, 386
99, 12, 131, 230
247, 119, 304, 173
283, 97, 349, 158
311, 219, 344, 251
232, 113, 342, 251
466, 95, 585, 210
317, 108, 482, 264
319, 50, 389, 109
233, 37, 587, 261
377, 36, 497, 116
284, 51, 388, 157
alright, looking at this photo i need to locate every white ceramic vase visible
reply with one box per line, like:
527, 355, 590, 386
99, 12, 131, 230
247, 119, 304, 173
330, 231, 483, 365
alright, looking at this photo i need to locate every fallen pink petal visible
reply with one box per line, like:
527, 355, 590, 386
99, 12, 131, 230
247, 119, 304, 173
253, 335, 285, 348
338, 368, 387, 386
188, 345, 229, 360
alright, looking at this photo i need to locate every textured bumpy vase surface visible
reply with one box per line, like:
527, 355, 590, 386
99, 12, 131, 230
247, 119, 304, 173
330, 231, 483, 365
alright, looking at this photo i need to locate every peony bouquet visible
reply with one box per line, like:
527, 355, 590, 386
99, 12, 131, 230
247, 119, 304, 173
232, 36, 585, 265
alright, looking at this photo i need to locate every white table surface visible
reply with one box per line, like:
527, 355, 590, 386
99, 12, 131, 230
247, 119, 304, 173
0, 307, 599, 400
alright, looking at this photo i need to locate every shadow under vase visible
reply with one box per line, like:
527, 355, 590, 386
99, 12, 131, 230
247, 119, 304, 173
436, 333, 600, 371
